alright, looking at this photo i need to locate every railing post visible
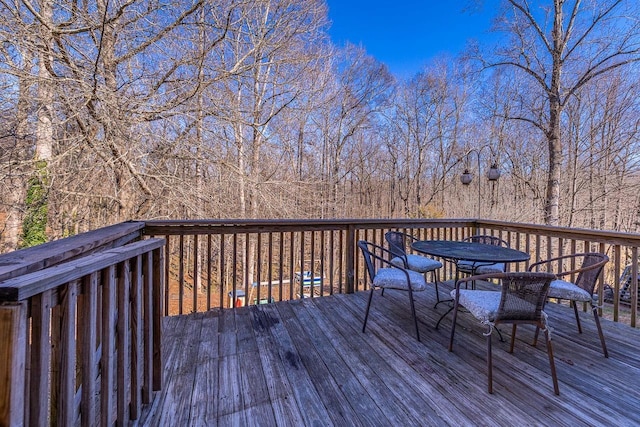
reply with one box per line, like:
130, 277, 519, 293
152, 247, 164, 391
346, 225, 356, 294
0, 302, 27, 427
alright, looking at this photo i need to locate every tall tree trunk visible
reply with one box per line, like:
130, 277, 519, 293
544, 2, 564, 226
545, 104, 562, 226
21, 0, 54, 247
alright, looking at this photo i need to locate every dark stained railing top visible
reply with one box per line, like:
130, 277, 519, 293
477, 219, 640, 245
141, 218, 477, 234
0, 221, 145, 282
0, 238, 164, 301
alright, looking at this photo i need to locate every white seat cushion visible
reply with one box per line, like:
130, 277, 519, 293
546, 279, 592, 302
475, 263, 506, 274
450, 289, 501, 324
374, 268, 427, 291
456, 259, 476, 272
391, 254, 442, 273
457, 260, 505, 274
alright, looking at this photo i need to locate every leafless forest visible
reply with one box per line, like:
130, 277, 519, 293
1, 0, 640, 252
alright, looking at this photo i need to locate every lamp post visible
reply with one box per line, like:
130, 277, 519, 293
460, 148, 501, 218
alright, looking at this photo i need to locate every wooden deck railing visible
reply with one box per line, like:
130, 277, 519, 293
1, 218, 639, 426
142, 219, 475, 315
143, 219, 640, 326
0, 230, 164, 426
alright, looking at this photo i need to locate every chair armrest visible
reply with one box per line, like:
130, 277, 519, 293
528, 254, 603, 277
364, 240, 410, 269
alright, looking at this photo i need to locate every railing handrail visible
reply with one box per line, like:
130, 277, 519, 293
142, 218, 640, 244
0, 238, 164, 302
0, 221, 145, 282
475, 219, 640, 246
142, 218, 477, 234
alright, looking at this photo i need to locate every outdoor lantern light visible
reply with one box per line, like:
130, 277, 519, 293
460, 169, 473, 185
460, 147, 501, 218
487, 164, 501, 181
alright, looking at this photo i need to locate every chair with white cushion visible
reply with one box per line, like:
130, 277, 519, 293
456, 235, 510, 278
385, 231, 443, 305
448, 272, 559, 394
359, 240, 427, 341
528, 253, 609, 357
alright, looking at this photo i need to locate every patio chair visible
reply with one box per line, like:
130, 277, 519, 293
385, 231, 443, 306
456, 235, 510, 289
359, 240, 427, 341
528, 253, 609, 357
448, 272, 559, 394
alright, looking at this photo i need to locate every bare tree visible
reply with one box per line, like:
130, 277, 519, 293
486, 0, 640, 225
315, 44, 394, 217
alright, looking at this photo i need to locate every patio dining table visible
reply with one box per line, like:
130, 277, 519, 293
411, 240, 530, 267
411, 240, 531, 328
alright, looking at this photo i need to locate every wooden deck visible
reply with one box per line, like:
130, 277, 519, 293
141, 282, 640, 426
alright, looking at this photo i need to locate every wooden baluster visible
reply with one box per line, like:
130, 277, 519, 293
0, 302, 27, 426
29, 291, 51, 426
101, 265, 117, 427
131, 255, 143, 420
80, 273, 98, 426
117, 260, 131, 423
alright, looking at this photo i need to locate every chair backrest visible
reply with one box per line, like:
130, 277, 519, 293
575, 253, 609, 294
529, 252, 609, 295
463, 235, 509, 247
359, 240, 395, 282
385, 231, 409, 259
358, 241, 377, 283
495, 272, 556, 323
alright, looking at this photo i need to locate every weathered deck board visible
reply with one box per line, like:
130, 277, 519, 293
142, 283, 640, 426
189, 313, 219, 425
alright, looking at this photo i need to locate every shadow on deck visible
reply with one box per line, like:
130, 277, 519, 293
141, 281, 640, 426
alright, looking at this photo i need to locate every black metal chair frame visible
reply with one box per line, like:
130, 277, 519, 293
359, 240, 424, 341
385, 231, 442, 307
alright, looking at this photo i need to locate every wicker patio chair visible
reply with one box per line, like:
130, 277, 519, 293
448, 272, 559, 394
385, 231, 443, 306
528, 252, 609, 357
359, 240, 427, 341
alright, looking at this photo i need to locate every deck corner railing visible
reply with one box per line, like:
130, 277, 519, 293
0, 231, 164, 426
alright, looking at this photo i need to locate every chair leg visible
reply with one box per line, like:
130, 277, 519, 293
362, 288, 375, 333
592, 305, 609, 358
509, 324, 517, 353
572, 302, 583, 333
532, 326, 540, 347
408, 289, 420, 342
448, 300, 460, 352
544, 327, 560, 395
487, 330, 493, 394
432, 269, 441, 304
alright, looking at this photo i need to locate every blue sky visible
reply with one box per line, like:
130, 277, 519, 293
325, 0, 497, 79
